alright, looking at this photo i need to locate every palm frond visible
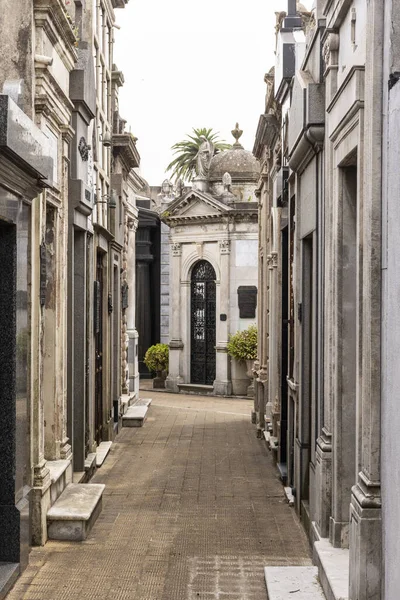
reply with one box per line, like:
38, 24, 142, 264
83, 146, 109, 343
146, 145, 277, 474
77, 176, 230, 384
166, 127, 231, 182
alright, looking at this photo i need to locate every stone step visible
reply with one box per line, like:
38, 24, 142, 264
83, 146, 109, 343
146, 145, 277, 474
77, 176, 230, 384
47, 483, 105, 541
264, 566, 325, 600
284, 486, 295, 506
47, 459, 71, 505
0, 563, 19, 600
178, 383, 214, 395
96, 441, 113, 467
314, 539, 349, 600
122, 398, 152, 427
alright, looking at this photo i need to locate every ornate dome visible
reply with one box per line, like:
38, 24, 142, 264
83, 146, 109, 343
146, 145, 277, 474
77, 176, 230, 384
208, 124, 260, 183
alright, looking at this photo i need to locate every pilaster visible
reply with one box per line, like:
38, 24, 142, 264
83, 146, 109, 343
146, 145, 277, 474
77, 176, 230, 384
348, 0, 383, 596
166, 242, 184, 392
214, 240, 231, 395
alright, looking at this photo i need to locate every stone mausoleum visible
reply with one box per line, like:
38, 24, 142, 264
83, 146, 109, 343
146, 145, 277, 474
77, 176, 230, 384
162, 126, 260, 395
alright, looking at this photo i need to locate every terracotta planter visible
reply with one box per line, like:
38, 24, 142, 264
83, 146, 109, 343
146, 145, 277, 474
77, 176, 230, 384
153, 370, 166, 389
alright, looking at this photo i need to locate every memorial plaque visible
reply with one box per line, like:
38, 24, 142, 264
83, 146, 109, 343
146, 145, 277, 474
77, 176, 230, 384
238, 286, 257, 318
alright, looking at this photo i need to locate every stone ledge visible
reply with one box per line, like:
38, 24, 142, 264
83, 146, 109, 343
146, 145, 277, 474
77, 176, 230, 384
47, 459, 71, 505
96, 441, 112, 467
264, 566, 325, 600
121, 392, 136, 415
122, 399, 152, 427
0, 563, 19, 600
47, 459, 70, 484
314, 539, 349, 600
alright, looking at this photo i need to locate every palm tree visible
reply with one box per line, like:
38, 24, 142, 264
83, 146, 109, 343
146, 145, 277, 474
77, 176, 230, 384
166, 128, 231, 182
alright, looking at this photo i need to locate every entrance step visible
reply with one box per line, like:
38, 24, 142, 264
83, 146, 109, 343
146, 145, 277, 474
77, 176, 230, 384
122, 398, 152, 427
314, 539, 349, 600
178, 383, 214, 395
47, 483, 105, 541
264, 566, 325, 600
47, 459, 70, 505
96, 441, 112, 467
0, 563, 19, 600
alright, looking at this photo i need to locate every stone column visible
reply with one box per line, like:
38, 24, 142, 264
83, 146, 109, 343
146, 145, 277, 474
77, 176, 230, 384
313, 31, 339, 541
59, 128, 73, 462
126, 217, 139, 396
270, 207, 281, 437
166, 242, 184, 392
214, 239, 231, 395
349, 1, 383, 597
72, 228, 87, 472
29, 195, 50, 549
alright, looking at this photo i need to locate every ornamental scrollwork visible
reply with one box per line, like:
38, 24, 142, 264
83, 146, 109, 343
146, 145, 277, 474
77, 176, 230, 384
78, 136, 90, 161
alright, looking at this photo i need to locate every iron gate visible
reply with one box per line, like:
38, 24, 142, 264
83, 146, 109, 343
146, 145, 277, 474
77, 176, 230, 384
191, 260, 216, 385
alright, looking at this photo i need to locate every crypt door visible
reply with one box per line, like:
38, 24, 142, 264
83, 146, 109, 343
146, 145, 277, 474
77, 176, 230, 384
190, 260, 216, 385
94, 252, 104, 444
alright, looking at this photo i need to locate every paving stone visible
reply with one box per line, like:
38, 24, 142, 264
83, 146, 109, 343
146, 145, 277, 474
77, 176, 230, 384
7, 391, 311, 600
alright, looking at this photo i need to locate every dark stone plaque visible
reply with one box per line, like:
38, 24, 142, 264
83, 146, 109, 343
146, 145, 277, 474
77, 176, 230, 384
237, 286, 257, 319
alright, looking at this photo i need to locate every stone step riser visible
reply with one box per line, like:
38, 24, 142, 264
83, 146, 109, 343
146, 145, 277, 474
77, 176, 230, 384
47, 483, 105, 542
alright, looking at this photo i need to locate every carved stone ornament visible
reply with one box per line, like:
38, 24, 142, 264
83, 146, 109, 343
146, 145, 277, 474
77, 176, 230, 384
172, 242, 182, 256
219, 239, 231, 254
323, 33, 340, 67
78, 136, 90, 161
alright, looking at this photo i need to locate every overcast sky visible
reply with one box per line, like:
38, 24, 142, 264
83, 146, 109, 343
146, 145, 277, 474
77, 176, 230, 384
113, 0, 313, 186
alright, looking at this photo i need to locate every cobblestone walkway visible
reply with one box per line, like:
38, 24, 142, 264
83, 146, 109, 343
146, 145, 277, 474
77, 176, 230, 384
8, 392, 311, 600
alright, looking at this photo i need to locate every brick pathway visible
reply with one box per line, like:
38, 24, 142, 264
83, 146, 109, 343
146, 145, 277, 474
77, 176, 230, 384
8, 392, 311, 600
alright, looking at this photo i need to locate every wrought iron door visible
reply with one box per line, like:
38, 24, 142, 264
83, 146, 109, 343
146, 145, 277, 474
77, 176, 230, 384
191, 261, 216, 384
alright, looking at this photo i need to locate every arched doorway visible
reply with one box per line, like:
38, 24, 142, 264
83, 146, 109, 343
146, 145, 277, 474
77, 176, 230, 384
191, 260, 216, 385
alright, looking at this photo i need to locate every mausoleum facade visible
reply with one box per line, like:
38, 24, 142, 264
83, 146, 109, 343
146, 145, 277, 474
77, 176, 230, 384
163, 128, 259, 395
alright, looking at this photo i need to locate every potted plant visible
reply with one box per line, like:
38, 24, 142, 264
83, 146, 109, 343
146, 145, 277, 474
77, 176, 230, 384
227, 325, 257, 397
144, 343, 169, 389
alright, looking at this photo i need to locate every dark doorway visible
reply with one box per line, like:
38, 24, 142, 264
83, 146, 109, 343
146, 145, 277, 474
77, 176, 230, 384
280, 226, 289, 470
94, 252, 104, 444
190, 260, 216, 385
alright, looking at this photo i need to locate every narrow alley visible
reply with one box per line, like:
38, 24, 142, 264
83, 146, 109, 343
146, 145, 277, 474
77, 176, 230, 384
8, 392, 311, 600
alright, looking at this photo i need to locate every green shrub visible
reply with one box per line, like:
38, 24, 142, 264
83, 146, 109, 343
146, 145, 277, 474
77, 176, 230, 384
144, 343, 169, 373
227, 325, 257, 361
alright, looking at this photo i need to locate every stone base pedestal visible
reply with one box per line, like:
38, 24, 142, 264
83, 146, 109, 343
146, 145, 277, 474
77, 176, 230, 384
314, 432, 332, 539
165, 375, 184, 393
213, 379, 232, 396
349, 478, 382, 600
31, 462, 51, 546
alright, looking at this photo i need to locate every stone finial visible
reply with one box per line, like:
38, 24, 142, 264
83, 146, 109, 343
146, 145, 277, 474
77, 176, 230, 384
231, 123, 244, 148
161, 179, 174, 199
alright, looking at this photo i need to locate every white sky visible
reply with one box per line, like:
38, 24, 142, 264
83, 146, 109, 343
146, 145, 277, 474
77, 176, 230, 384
113, 0, 313, 186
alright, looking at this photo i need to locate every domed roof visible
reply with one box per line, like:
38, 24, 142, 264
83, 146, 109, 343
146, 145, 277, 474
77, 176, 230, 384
208, 124, 260, 183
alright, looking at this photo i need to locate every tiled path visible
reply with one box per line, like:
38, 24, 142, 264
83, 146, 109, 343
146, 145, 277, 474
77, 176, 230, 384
7, 392, 311, 600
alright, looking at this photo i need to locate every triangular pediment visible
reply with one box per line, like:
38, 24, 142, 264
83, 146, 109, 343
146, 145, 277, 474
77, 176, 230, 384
167, 190, 229, 221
